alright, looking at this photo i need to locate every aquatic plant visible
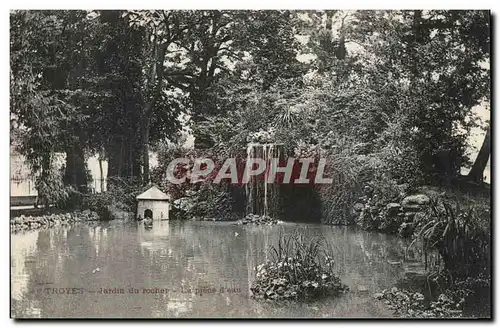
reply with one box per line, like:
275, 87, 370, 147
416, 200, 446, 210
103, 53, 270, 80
374, 287, 463, 318
239, 214, 278, 225
250, 231, 348, 300
410, 198, 490, 279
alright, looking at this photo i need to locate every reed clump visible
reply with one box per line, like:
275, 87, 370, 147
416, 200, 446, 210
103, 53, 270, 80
251, 231, 348, 301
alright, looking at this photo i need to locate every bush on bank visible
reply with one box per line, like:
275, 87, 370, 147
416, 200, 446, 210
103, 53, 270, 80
350, 179, 491, 280
83, 177, 143, 220
169, 183, 242, 221
374, 273, 491, 318
367, 190, 491, 317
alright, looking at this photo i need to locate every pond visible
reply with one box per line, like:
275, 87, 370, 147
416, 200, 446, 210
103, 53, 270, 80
11, 220, 431, 318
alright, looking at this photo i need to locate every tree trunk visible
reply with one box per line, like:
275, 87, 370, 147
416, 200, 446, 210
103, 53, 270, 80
98, 151, 104, 193
192, 96, 215, 149
118, 138, 124, 179
41, 156, 51, 209
106, 137, 142, 187
106, 139, 121, 189
142, 114, 151, 184
129, 141, 133, 181
65, 149, 77, 188
468, 125, 490, 182
64, 145, 88, 193
410, 10, 422, 81
142, 42, 168, 184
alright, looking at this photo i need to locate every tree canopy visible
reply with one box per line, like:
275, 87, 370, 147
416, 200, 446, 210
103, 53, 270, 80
10, 10, 490, 204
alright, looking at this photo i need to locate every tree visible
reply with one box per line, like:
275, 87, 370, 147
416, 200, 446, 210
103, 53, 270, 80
123, 10, 192, 183
344, 10, 491, 184
468, 124, 490, 182
10, 10, 89, 204
160, 10, 304, 149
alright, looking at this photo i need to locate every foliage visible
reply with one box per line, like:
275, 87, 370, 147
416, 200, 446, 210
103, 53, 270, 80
34, 167, 72, 207
375, 270, 491, 318
374, 287, 463, 318
83, 177, 143, 220
11, 10, 490, 221
171, 183, 241, 221
10, 11, 90, 195
350, 10, 490, 183
10, 10, 185, 190
152, 143, 244, 221
410, 199, 490, 279
251, 231, 348, 300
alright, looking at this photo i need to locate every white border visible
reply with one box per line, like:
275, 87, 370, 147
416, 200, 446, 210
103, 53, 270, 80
1, 1, 497, 327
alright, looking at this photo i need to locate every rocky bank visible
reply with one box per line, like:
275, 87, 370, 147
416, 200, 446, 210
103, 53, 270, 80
11, 210, 101, 233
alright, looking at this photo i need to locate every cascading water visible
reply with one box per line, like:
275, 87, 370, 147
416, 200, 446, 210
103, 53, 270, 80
263, 144, 268, 217
245, 143, 282, 218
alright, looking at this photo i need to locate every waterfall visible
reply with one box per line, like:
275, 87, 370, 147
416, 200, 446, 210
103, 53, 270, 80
263, 144, 268, 217
245, 144, 253, 215
245, 143, 281, 217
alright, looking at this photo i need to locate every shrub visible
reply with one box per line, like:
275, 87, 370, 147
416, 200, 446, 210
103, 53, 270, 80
83, 178, 143, 220
355, 174, 405, 231
251, 231, 348, 300
35, 170, 71, 207
169, 183, 242, 221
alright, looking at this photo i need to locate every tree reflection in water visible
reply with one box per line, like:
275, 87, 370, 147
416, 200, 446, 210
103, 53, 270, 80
11, 221, 431, 318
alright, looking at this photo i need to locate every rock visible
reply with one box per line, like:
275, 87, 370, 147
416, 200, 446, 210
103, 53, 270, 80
374, 292, 384, 300
239, 214, 277, 225
416, 185, 446, 199
402, 194, 430, 206
11, 210, 101, 234
387, 202, 401, 209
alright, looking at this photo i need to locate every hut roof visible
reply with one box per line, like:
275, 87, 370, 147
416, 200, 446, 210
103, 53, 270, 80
136, 186, 170, 201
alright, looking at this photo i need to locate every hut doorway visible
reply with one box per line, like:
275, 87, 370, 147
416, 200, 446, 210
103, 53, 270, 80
144, 209, 153, 219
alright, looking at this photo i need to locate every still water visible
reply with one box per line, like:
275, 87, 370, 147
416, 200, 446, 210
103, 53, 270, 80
11, 220, 430, 318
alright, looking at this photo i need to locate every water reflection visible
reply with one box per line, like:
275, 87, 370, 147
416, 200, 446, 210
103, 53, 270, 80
11, 221, 430, 318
